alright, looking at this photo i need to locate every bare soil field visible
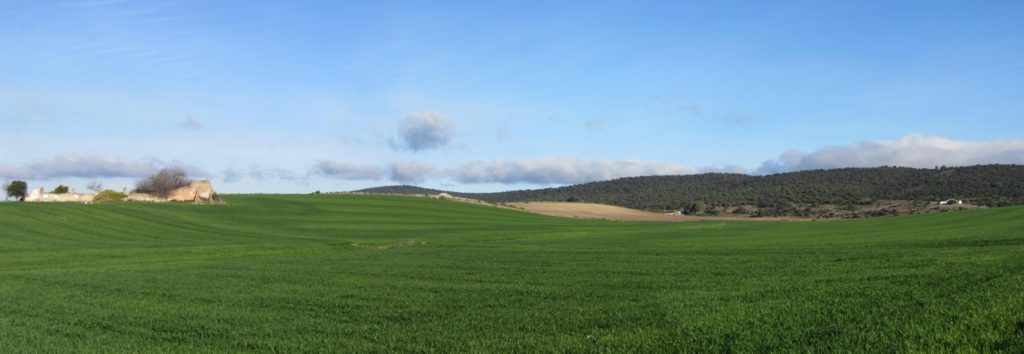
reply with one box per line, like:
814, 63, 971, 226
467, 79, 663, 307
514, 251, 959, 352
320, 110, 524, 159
507, 202, 803, 222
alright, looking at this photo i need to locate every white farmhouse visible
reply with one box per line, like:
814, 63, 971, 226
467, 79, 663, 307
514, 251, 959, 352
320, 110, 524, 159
939, 199, 963, 206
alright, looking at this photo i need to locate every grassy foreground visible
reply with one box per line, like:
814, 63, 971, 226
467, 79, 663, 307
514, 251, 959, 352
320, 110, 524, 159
0, 195, 1022, 352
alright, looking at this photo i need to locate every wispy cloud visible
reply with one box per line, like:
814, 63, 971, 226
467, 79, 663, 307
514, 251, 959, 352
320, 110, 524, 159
57, 0, 129, 8
312, 161, 387, 180
222, 166, 301, 182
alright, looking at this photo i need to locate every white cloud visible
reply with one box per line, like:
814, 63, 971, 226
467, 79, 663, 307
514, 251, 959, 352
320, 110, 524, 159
391, 112, 454, 151
757, 134, 1024, 174
388, 161, 435, 184
449, 157, 699, 185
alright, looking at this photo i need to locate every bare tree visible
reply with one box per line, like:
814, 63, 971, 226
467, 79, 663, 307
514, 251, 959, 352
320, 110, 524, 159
87, 181, 103, 193
134, 167, 193, 197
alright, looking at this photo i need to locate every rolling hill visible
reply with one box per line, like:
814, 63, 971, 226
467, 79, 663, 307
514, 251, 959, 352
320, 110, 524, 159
357, 164, 1024, 217
1, 195, 1022, 351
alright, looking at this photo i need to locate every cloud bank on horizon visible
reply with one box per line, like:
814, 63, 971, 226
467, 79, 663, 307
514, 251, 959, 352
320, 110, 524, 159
756, 135, 1024, 175
0, 155, 207, 181
5, 134, 1023, 190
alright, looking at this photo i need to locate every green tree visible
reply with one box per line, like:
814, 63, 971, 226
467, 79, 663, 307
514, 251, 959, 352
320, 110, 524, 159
51, 185, 70, 194
6, 181, 27, 201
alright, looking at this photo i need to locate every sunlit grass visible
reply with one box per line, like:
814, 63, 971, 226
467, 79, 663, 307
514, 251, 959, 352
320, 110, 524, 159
0, 195, 1021, 352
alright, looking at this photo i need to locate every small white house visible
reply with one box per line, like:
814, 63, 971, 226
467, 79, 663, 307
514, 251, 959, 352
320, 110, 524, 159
939, 199, 963, 206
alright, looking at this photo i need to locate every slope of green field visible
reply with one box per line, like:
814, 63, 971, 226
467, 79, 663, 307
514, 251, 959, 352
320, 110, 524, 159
0, 195, 1022, 352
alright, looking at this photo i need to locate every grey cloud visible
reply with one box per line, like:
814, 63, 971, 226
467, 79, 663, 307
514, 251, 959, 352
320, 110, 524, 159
584, 119, 604, 130
391, 112, 454, 151
0, 155, 155, 180
449, 158, 699, 185
757, 134, 1024, 174
312, 160, 434, 184
0, 154, 208, 180
312, 161, 387, 180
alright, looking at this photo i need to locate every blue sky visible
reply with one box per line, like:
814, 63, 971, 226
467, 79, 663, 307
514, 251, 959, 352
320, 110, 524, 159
2, 0, 1023, 193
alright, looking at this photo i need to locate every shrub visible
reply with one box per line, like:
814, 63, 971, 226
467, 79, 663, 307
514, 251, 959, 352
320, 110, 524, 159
51, 185, 69, 194
685, 201, 707, 215
93, 190, 126, 203
134, 168, 192, 197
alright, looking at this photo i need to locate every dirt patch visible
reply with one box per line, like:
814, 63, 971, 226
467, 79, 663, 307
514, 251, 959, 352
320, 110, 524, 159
507, 202, 803, 222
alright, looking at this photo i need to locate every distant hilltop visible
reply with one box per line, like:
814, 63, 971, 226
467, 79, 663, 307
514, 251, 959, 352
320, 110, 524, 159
355, 164, 1024, 218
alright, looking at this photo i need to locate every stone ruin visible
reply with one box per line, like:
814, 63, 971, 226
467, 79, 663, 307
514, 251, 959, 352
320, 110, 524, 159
125, 180, 221, 204
25, 187, 95, 203
25, 180, 220, 204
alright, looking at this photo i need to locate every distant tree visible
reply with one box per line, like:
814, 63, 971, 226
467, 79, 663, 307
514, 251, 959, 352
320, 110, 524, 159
6, 181, 27, 201
51, 185, 69, 194
566, 196, 580, 202
87, 181, 103, 193
134, 167, 193, 197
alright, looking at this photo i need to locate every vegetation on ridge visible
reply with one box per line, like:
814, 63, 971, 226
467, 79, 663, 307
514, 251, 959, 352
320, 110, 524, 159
359, 165, 1024, 217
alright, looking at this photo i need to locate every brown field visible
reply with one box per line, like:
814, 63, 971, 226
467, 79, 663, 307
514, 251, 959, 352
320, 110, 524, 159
507, 202, 802, 222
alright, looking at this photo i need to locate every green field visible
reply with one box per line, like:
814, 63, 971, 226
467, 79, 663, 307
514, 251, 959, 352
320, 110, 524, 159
1, 195, 1022, 352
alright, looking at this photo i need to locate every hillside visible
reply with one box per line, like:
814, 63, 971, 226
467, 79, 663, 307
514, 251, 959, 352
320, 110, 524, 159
354, 185, 451, 195
360, 165, 1024, 217
1, 195, 1022, 351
